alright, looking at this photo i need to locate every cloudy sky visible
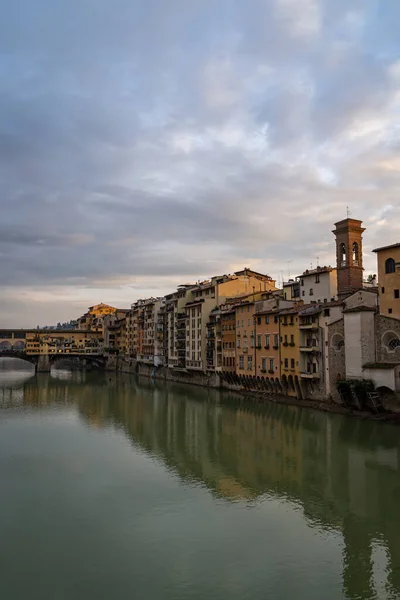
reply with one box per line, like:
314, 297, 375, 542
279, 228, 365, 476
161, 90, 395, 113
1, 0, 399, 327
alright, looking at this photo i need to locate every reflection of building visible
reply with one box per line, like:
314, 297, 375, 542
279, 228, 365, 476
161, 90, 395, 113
10, 373, 400, 598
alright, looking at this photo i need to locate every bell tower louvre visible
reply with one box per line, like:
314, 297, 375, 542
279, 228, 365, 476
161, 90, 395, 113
333, 218, 365, 299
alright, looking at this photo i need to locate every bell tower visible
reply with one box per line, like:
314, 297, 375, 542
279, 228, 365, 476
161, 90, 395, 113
333, 218, 365, 299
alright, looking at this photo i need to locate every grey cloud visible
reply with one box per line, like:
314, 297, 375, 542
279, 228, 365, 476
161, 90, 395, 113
0, 0, 398, 325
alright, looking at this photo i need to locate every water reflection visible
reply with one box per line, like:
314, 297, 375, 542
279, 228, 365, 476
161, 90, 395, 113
3, 371, 400, 599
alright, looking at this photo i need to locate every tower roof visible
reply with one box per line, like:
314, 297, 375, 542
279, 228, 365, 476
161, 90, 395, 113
333, 218, 365, 234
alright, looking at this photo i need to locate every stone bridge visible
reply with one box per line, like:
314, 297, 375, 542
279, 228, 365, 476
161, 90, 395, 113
0, 329, 105, 372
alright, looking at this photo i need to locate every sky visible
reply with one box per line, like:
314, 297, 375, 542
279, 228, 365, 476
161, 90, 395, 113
1, 0, 399, 327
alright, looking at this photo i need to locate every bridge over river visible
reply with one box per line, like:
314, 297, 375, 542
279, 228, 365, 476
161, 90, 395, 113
0, 329, 105, 372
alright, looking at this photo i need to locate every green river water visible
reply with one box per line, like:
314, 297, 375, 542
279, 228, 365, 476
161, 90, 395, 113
1, 359, 400, 600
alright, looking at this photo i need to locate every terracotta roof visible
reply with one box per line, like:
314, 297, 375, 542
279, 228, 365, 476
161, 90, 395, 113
372, 242, 400, 253
342, 305, 376, 313
299, 266, 334, 277
254, 307, 280, 316
277, 307, 299, 315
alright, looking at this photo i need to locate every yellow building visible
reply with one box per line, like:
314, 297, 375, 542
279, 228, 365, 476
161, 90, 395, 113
278, 307, 301, 395
373, 243, 400, 319
26, 330, 103, 355
77, 303, 118, 332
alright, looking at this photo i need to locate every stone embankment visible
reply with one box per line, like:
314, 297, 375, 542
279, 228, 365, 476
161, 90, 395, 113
104, 356, 400, 424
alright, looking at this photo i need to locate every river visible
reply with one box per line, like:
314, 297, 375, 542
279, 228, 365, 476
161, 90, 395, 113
1, 358, 400, 600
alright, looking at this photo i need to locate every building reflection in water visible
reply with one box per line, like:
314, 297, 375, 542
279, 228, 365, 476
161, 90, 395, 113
9, 372, 400, 599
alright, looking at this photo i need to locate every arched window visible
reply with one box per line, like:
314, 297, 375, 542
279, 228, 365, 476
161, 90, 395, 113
389, 338, 400, 351
340, 243, 347, 267
382, 331, 400, 352
352, 242, 359, 266
331, 333, 345, 352
385, 258, 396, 274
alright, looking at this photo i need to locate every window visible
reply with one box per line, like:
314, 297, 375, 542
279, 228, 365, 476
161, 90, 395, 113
248, 356, 253, 370
237, 319, 240, 327
243, 338, 248, 349
315, 274, 320, 283
257, 317, 261, 325
310, 288, 314, 296
340, 243, 347, 267
273, 334, 279, 348
302, 291, 305, 297
274, 315, 278, 323
301, 279, 304, 286
385, 258, 396, 274
284, 335, 288, 344
382, 287, 385, 294
284, 358, 288, 368
261, 357, 267, 371
247, 305, 250, 313
389, 308, 393, 314
290, 316, 294, 325
389, 339, 400, 350
237, 338, 241, 348
291, 358, 295, 369
352, 242, 359, 266
265, 334, 270, 347
265, 316, 270, 324
324, 308, 330, 317
257, 334, 262, 347
395, 290, 399, 299
290, 334, 294, 344
250, 336, 254, 348
239, 355, 244, 369
269, 358, 274, 372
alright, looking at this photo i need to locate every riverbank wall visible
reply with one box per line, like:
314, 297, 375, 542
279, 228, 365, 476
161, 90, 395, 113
104, 355, 400, 422
105, 356, 222, 388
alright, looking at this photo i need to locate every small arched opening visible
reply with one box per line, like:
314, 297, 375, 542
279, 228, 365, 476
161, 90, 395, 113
340, 243, 347, 267
385, 258, 396, 274
352, 242, 359, 266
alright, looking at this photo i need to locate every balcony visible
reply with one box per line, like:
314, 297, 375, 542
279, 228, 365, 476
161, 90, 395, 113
300, 371, 320, 379
268, 369, 275, 374
243, 348, 248, 354
273, 345, 279, 350
300, 342, 320, 352
299, 322, 319, 330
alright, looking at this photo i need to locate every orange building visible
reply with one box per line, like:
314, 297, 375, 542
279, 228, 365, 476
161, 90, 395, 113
235, 300, 257, 377
220, 307, 236, 372
254, 308, 281, 379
